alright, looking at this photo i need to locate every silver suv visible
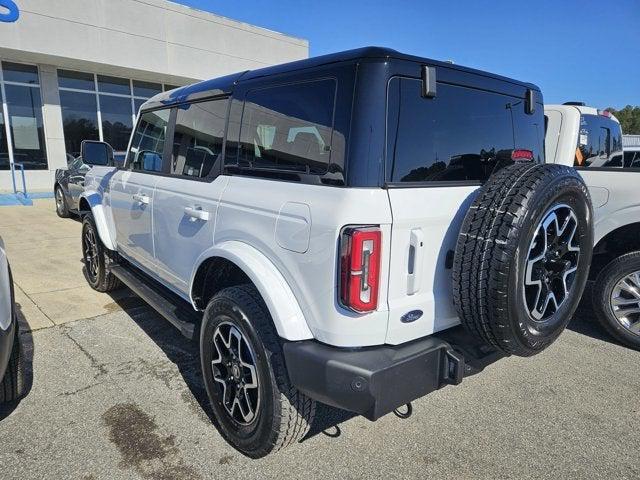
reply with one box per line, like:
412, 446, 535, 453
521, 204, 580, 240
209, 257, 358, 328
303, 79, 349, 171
78, 47, 594, 457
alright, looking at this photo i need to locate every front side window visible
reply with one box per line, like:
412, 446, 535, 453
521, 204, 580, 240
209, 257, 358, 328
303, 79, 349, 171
386, 77, 543, 184
234, 79, 336, 174
575, 114, 623, 168
171, 98, 228, 179
128, 109, 170, 173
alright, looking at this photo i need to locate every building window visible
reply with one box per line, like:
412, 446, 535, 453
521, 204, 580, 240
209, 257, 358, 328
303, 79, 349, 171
0, 89, 9, 170
59, 90, 99, 159
57, 69, 180, 157
0, 62, 47, 170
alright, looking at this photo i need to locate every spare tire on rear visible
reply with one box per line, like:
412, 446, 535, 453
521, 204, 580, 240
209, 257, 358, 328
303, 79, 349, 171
452, 162, 593, 357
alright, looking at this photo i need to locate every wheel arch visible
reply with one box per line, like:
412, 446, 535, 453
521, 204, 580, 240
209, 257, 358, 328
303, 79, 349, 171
79, 191, 117, 251
189, 241, 313, 342
591, 221, 640, 279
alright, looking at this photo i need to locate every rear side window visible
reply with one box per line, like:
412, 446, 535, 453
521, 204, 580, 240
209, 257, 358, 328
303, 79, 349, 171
234, 79, 336, 174
128, 109, 170, 173
386, 77, 544, 184
170, 98, 228, 179
575, 114, 623, 168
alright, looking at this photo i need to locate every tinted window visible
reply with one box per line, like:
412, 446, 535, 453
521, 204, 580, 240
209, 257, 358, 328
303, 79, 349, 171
58, 69, 95, 91
386, 77, 543, 183
128, 109, 170, 173
133, 80, 162, 98
60, 90, 99, 158
171, 99, 227, 179
625, 151, 640, 169
4, 84, 47, 170
575, 114, 623, 168
234, 79, 335, 174
0, 89, 9, 170
100, 95, 133, 151
2, 62, 39, 84
97, 75, 131, 95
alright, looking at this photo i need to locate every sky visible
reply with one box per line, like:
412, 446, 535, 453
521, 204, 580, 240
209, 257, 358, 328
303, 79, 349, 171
174, 0, 639, 109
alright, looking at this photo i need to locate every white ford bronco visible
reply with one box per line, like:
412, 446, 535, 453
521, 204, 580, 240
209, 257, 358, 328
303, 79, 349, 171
545, 103, 640, 349
78, 48, 593, 457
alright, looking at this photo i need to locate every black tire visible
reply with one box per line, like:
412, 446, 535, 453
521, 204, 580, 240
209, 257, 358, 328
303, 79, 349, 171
81, 213, 120, 292
0, 270, 25, 403
592, 252, 640, 350
200, 284, 315, 458
453, 162, 593, 356
55, 185, 70, 218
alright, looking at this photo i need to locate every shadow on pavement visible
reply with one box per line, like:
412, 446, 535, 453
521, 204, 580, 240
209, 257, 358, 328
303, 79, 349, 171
105, 290, 376, 444
566, 282, 624, 346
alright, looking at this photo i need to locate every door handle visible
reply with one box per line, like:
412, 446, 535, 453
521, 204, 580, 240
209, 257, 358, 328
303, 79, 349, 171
132, 193, 150, 205
184, 206, 210, 221
407, 228, 424, 295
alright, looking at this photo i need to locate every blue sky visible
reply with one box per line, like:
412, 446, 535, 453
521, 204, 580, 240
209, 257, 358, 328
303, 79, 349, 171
175, 0, 639, 109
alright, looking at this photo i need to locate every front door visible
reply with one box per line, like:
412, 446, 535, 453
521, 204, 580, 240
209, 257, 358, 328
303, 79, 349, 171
110, 107, 171, 273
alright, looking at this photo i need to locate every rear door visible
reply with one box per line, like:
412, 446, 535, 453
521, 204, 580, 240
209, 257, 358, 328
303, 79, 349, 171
385, 74, 544, 345
110, 108, 171, 273
152, 98, 229, 295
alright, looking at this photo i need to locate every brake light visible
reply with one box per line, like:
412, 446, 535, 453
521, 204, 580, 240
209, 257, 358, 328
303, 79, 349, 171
598, 109, 612, 118
512, 149, 534, 161
339, 227, 381, 313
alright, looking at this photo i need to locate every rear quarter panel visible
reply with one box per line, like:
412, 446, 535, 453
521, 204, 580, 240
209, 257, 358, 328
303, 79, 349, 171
216, 175, 392, 347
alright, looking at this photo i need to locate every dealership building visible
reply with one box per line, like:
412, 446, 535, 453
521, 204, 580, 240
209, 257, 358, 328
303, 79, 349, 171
0, 0, 308, 191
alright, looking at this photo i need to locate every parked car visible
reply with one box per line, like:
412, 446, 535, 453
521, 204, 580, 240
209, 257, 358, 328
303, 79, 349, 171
54, 151, 126, 218
77, 47, 593, 457
0, 236, 24, 404
545, 103, 640, 349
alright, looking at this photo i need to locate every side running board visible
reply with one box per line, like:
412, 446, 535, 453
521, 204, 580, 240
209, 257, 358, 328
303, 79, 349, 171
110, 265, 199, 340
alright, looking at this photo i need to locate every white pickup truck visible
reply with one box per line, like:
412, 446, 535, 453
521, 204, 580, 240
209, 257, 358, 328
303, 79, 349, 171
77, 48, 594, 457
545, 103, 640, 349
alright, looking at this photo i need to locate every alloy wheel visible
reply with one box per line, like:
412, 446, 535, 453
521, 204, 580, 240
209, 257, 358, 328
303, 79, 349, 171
82, 226, 100, 281
211, 321, 260, 425
524, 204, 580, 321
55, 188, 65, 214
609, 271, 640, 336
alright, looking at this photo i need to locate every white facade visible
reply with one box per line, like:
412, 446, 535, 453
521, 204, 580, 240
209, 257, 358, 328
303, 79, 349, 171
0, 0, 308, 191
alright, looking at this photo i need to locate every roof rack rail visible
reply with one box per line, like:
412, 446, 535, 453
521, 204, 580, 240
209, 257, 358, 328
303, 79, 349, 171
563, 101, 586, 106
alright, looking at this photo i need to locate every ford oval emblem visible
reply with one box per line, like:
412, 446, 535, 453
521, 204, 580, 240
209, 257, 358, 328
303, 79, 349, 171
0, 1, 19, 23
401, 310, 423, 323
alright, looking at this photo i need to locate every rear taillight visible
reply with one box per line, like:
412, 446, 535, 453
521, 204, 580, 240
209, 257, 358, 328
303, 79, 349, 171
339, 226, 381, 313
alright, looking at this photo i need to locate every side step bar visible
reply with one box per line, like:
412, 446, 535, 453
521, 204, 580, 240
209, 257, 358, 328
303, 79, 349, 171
110, 265, 199, 340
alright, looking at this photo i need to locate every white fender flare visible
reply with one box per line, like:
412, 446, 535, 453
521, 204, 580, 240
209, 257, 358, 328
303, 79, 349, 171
80, 190, 117, 251
189, 241, 313, 341
594, 205, 640, 246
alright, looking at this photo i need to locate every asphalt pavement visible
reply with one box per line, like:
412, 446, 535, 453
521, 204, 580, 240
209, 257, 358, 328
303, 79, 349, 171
0, 200, 638, 479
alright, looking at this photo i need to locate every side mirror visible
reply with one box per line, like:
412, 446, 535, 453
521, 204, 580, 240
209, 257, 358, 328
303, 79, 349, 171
81, 140, 114, 167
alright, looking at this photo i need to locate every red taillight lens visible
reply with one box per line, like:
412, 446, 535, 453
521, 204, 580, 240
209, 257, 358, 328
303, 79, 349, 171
511, 149, 534, 161
339, 227, 381, 313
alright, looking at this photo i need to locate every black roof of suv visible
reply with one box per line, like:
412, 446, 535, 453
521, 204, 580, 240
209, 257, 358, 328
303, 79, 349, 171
145, 46, 540, 109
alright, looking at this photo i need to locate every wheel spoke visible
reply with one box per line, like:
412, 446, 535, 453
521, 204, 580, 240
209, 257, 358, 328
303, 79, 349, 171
209, 321, 260, 425
524, 204, 581, 321
612, 297, 640, 307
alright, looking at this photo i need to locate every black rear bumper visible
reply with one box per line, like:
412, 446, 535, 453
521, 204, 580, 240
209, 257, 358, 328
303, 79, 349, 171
283, 335, 466, 421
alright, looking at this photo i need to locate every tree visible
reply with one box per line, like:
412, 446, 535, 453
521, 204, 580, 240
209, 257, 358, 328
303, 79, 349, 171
605, 106, 640, 134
